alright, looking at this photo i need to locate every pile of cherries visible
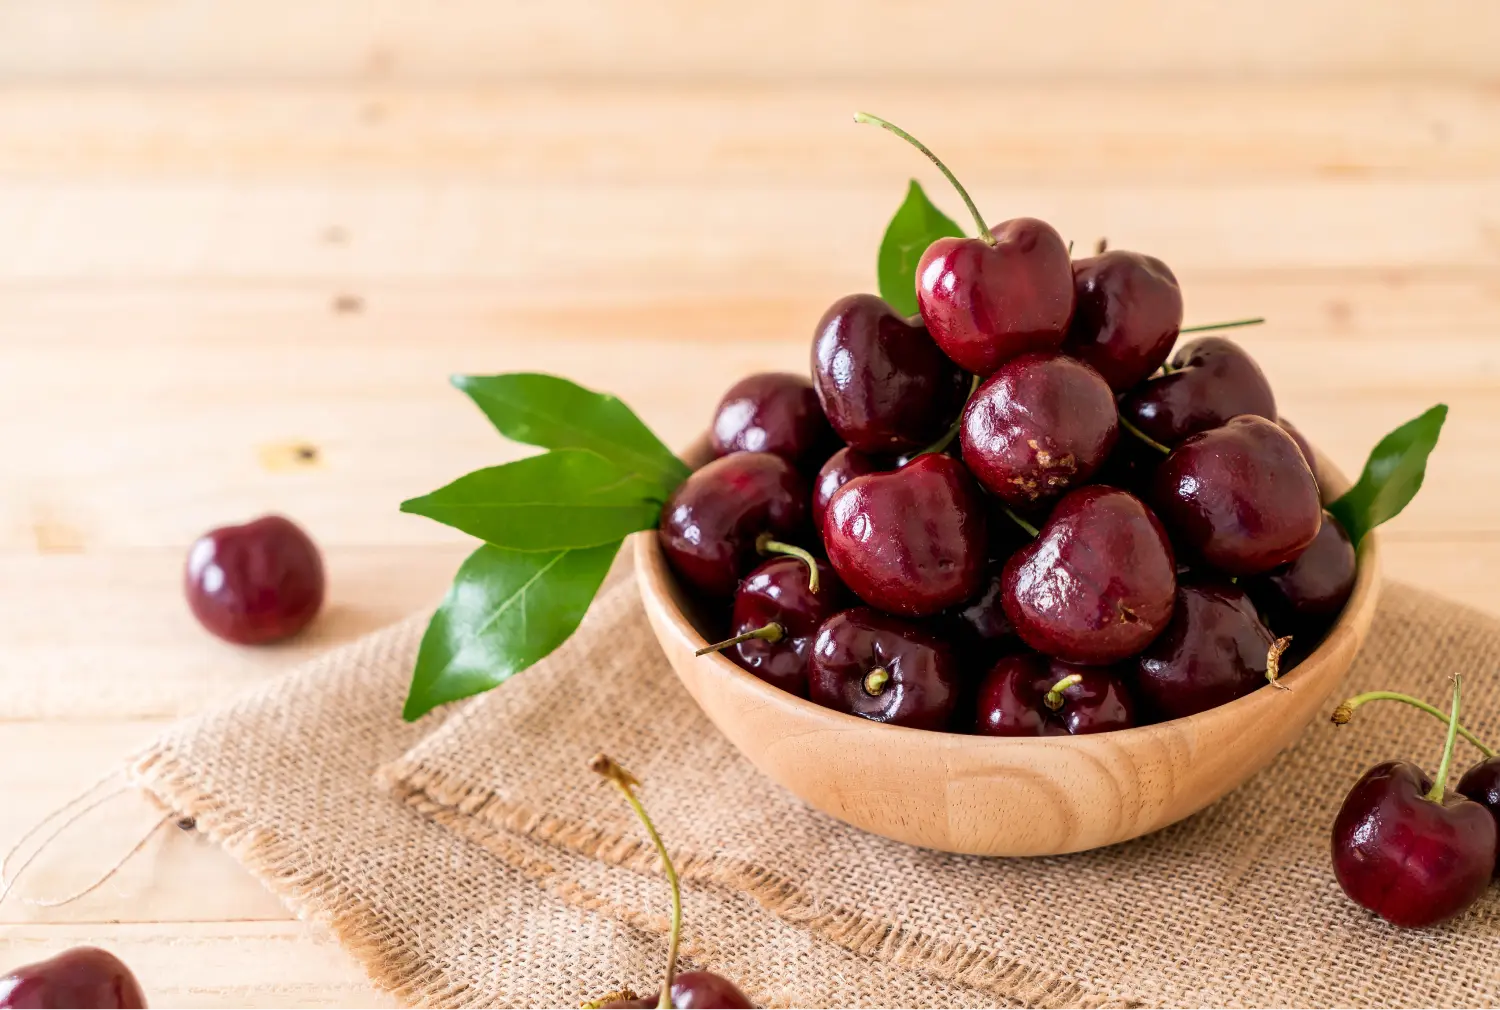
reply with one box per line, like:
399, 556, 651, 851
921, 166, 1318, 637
660, 217, 1344, 738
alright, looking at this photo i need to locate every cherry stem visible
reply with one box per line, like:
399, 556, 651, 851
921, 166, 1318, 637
1001, 506, 1040, 539
1331, 688, 1495, 759
1044, 674, 1083, 711
695, 622, 784, 658
1096, 237, 1109, 254
864, 667, 891, 696
1119, 415, 1171, 456
755, 532, 819, 592
591, 755, 680, 1009
918, 373, 981, 458
1266, 636, 1293, 691
853, 112, 994, 246
1426, 675, 1463, 803
1179, 317, 1265, 334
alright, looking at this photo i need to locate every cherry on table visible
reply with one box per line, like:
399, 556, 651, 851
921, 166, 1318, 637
823, 453, 987, 617
1063, 250, 1183, 391
811, 446, 887, 533
1000, 486, 1177, 665
184, 514, 325, 645
0, 946, 147, 1009
1152, 414, 1322, 576
972, 652, 1137, 736
1120, 336, 1277, 446
959, 351, 1118, 507
658, 452, 809, 598
808, 607, 960, 730
696, 556, 845, 698
1247, 510, 1357, 635
810, 292, 969, 453
710, 371, 836, 470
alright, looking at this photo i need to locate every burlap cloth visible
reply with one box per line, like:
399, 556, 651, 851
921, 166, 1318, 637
131, 569, 1500, 1008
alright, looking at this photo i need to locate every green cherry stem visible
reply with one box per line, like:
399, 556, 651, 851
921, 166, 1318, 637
1119, 414, 1172, 456
1426, 676, 1464, 803
695, 622, 784, 658
1178, 317, 1265, 334
863, 667, 891, 696
1044, 674, 1083, 711
1331, 686, 1495, 759
755, 532, 820, 592
854, 112, 994, 247
1001, 505, 1040, 539
591, 755, 681, 1010
918, 373, 981, 457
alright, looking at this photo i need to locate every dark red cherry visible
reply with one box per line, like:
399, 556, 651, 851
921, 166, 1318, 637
1132, 582, 1280, 720
916, 218, 1075, 376
973, 652, 1136, 736
1457, 758, 1500, 874
1063, 251, 1183, 391
710, 556, 845, 698
1248, 510, 1357, 634
1277, 416, 1322, 496
823, 453, 987, 617
184, 514, 324, 645
658, 452, 808, 598
960, 351, 1118, 506
1332, 761, 1496, 927
1001, 487, 1176, 665
808, 607, 960, 730
811, 446, 887, 533
710, 372, 835, 470
810, 293, 969, 453
1120, 336, 1277, 446
1152, 415, 1321, 576
0, 947, 147, 1009
604, 971, 754, 1009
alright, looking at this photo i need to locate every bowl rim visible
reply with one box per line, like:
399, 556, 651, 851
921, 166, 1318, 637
636, 440, 1380, 750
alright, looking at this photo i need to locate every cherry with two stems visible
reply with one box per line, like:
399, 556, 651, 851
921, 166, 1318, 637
587, 756, 753, 1010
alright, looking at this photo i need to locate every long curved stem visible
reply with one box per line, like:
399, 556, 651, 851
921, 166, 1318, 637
756, 533, 819, 592
1426, 676, 1463, 803
695, 622, 784, 657
1119, 415, 1171, 456
854, 112, 994, 246
1331, 688, 1495, 758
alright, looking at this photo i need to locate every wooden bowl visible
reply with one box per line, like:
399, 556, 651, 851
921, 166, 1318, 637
634, 441, 1381, 856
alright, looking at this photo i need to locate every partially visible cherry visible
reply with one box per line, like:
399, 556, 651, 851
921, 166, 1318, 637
1001, 486, 1177, 665
1277, 416, 1322, 495
1457, 758, 1500, 875
1120, 336, 1277, 446
605, 972, 755, 1009
812, 446, 887, 533
696, 556, 845, 698
184, 514, 324, 645
823, 453, 987, 617
1133, 582, 1287, 721
1331, 677, 1495, 928
0, 947, 147, 1009
1063, 250, 1183, 391
809, 607, 960, 730
1248, 510, 1357, 634
973, 652, 1136, 736
944, 563, 1021, 663
710, 372, 835, 470
1152, 415, 1321, 576
658, 452, 809, 598
959, 351, 1118, 506
810, 293, 969, 453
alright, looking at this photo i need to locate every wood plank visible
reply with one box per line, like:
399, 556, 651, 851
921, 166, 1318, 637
1, 1, 1496, 82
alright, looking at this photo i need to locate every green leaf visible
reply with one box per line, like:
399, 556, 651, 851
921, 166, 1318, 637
400, 449, 662, 551
877, 179, 964, 316
1328, 404, 1448, 546
403, 539, 621, 720
452, 373, 690, 495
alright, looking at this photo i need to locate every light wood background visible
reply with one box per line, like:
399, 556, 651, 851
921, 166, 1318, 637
1, 2, 1497, 1005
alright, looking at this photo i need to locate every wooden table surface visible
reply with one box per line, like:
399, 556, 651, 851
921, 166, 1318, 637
2, 3, 1498, 1005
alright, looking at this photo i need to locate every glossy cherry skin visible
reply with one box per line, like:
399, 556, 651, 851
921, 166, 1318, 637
916, 218, 1075, 376
710, 372, 835, 470
1457, 758, 1500, 875
823, 453, 987, 617
973, 652, 1136, 736
1132, 582, 1277, 720
1120, 336, 1277, 446
811, 293, 969, 453
1277, 416, 1321, 495
1152, 415, 1322, 576
658, 452, 809, 598
184, 514, 324, 645
0, 947, 147, 1009
1332, 761, 1497, 928
960, 351, 1118, 506
1001, 486, 1176, 665
723, 557, 845, 698
603, 971, 754, 1009
1248, 510, 1357, 634
1063, 251, 1183, 391
812, 446, 887, 533
808, 607, 960, 730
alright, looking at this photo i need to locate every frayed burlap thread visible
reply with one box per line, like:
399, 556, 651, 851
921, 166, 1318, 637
383, 579, 1500, 1009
